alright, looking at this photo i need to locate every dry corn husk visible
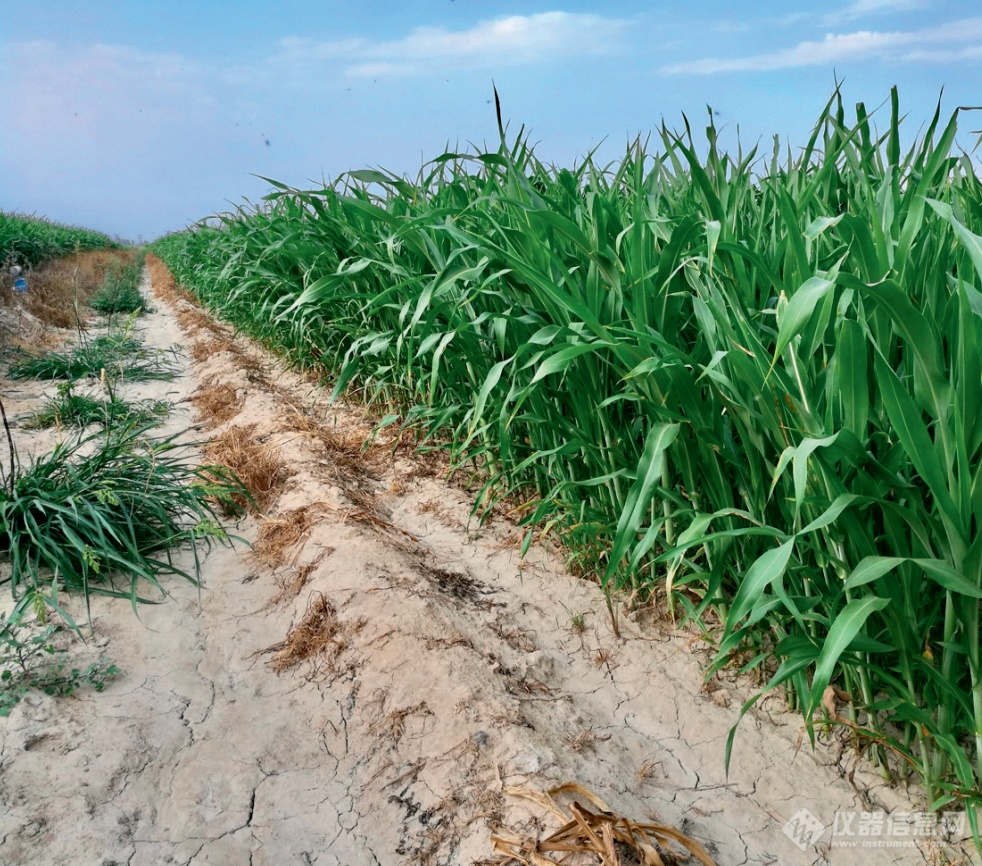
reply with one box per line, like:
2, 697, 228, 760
491, 783, 716, 866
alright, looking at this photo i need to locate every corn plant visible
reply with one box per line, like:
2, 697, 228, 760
153, 87, 982, 821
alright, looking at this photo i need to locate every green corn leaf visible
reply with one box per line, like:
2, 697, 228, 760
808, 596, 890, 720
772, 275, 836, 365
724, 652, 813, 776
791, 434, 839, 528
927, 199, 982, 282
798, 493, 863, 536
873, 352, 960, 531
705, 219, 721, 271
832, 319, 868, 437
725, 539, 795, 631
604, 423, 680, 585
530, 342, 610, 384
845, 555, 981, 597
803, 214, 844, 240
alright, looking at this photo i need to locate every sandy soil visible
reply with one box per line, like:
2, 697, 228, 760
0, 269, 973, 866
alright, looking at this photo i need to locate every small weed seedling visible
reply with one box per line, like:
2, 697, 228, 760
0, 608, 119, 716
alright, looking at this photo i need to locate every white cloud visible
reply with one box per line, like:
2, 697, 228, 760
830, 0, 925, 22
665, 30, 907, 74
663, 16, 982, 74
380, 13, 618, 62
0, 11, 630, 236
711, 2, 923, 39
271, 12, 628, 78
1, 12, 626, 143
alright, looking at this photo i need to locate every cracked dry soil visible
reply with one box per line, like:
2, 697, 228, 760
0, 265, 967, 866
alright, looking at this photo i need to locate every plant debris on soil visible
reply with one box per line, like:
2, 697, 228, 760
201, 424, 287, 513
491, 783, 717, 866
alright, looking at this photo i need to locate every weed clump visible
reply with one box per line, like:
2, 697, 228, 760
8, 329, 178, 381
89, 253, 150, 317
0, 419, 245, 622
20, 382, 169, 431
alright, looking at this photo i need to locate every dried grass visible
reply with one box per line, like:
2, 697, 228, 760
267, 559, 324, 606
338, 499, 416, 543
230, 347, 264, 375
418, 562, 494, 604
146, 253, 199, 306
277, 400, 382, 479
190, 338, 227, 364
203, 424, 286, 514
491, 784, 717, 866
185, 330, 265, 379
636, 760, 662, 783
418, 498, 468, 531
176, 305, 227, 337
252, 504, 330, 567
145, 260, 267, 379
472, 788, 507, 830
488, 620, 537, 654
563, 731, 611, 754
191, 383, 241, 427
370, 700, 434, 748
261, 592, 362, 674
1, 249, 135, 329
156, 285, 276, 388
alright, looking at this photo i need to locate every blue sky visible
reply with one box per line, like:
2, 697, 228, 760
1, 1, 980, 241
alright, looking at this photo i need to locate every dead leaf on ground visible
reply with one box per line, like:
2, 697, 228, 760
491, 783, 717, 866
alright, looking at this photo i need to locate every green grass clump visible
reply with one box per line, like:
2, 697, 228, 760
20, 382, 169, 431
0, 421, 245, 623
0, 212, 118, 269
90, 282, 147, 316
8, 331, 178, 381
153, 86, 982, 820
89, 253, 150, 316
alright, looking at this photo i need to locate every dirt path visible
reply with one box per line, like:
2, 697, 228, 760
0, 268, 967, 865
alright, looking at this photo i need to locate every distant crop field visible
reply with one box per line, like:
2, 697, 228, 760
153, 88, 982, 819
1, 212, 118, 269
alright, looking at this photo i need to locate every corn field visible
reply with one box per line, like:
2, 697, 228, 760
153, 88, 982, 818
0, 212, 118, 269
